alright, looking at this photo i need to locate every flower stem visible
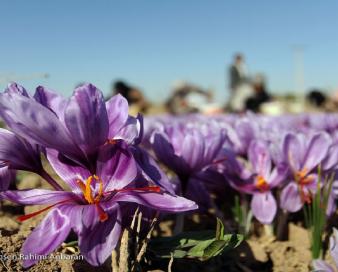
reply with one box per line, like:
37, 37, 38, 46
276, 210, 289, 241
40, 170, 63, 191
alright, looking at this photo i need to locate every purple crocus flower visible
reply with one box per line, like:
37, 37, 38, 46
226, 140, 287, 224
0, 83, 142, 171
0, 85, 85, 166
313, 228, 338, 272
280, 132, 331, 212
151, 121, 226, 180
35, 84, 143, 146
1, 142, 197, 267
222, 117, 258, 155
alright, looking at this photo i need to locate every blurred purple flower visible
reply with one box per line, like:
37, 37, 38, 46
280, 132, 331, 212
151, 121, 226, 179
223, 117, 258, 155
226, 140, 287, 224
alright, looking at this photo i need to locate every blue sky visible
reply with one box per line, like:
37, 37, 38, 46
1, 1, 338, 102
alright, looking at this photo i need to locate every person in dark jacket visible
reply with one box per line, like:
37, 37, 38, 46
112, 80, 149, 112
245, 74, 271, 112
228, 53, 247, 92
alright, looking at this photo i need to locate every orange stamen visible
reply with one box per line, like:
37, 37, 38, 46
17, 200, 70, 222
77, 175, 108, 222
256, 175, 269, 192
295, 168, 313, 185
77, 175, 104, 204
84, 176, 95, 204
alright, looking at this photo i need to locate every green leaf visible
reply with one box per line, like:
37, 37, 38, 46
187, 239, 215, 257
148, 218, 243, 261
172, 250, 187, 258
203, 240, 227, 259
215, 218, 224, 240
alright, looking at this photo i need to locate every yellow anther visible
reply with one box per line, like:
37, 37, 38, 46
84, 176, 95, 204
76, 175, 104, 204
256, 175, 269, 191
295, 168, 313, 185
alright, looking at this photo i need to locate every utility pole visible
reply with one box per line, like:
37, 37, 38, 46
292, 45, 305, 101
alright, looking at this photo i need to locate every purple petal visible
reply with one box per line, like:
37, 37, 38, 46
312, 259, 335, 272
330, 228, 338, 269
131, 147, 175, 194
0, 128, 42, 172
112, 191, 198, 212
268, 163, 289, 187
181, 130, 205, 170
34, 86, 67, 122
186, 176, 212, 211
248, 140, 271, 178
203, 132, 226, 166
283, 133, 304, 171
106, 94, 129, 138
46, 148, 91, 193
302, 132, 331, 172
280, 182, 303, 212
322, 144, 338, 171
5, 82, 29, 97
235, 119, 257, 153
22, 208, 71, 268
97, 143, 137, 191
62, 204, 122, 266
64, 84, 109, 154
115, 114, 143, 145
152, 132, 190, 175
1, 189, 75, 205
0, 166, 15, 191
251, 192, 277, 224
327, 192, 336, 216
0, 92, 81, 160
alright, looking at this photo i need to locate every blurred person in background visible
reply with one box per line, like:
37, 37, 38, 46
306, 89, 327, 109
112, 80, 149, 113
227, 53, 252, 112
165, 81, 220, 115
245, 74, 271, 112
228, 53, 248, 92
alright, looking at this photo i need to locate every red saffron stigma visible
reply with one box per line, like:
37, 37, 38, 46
17, 200, 70, 222
95, 203, 108, 222
299, 186, 312, 204
105, 186, 161, 195
105, 139, 118, 145
115, 186, 161, 193
212, 157, 227, 165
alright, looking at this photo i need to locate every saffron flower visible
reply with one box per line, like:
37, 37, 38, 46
280, 132, 331, 212
0, 83, 142, 171
151, 121, 226, 181
225, 140, 287, 224
1, 143, 197, 267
